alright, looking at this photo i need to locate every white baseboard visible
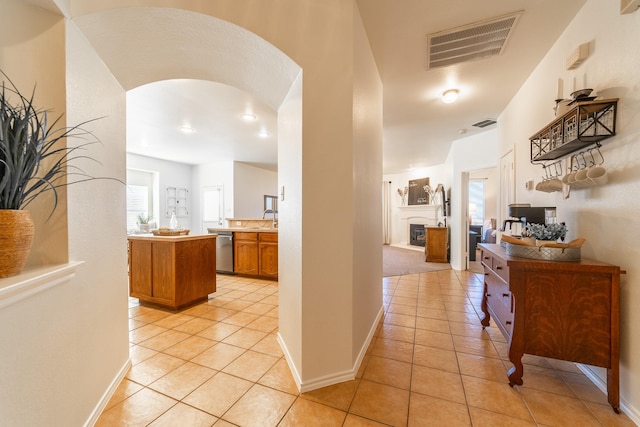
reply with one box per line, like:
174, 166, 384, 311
84, 358, 132, 427
277, 305, 384, 393
576, 363, 640, 425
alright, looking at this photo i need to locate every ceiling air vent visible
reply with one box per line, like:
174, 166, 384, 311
472, 119, 497, 128
426, 12, 522, 70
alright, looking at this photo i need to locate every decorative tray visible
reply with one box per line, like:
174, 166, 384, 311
505, 242, 580, 261
151, 229, 190, 236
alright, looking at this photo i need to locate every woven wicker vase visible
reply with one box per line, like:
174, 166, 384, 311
0, 210, 35, 278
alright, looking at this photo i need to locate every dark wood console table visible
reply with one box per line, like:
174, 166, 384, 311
478, 243, 623, 412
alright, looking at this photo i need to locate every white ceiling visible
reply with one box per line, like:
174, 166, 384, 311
127, 80, 278, 172
121, 1, 586, 174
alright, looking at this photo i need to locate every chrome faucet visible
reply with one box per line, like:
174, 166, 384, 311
262, 209, 278, 228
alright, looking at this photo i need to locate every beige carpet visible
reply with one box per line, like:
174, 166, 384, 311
383, 244, 451, 277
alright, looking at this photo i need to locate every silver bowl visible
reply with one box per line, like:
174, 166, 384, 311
570, 88, 593, 100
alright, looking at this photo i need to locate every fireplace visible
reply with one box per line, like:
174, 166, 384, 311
409, 224, 426, 247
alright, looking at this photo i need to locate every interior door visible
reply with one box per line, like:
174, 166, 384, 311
499, 148, 515, 229
202, 185, 223, 233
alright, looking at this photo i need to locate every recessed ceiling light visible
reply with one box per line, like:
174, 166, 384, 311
258, 130, 270, 138
242, 113, 257, 121
442, 89, 459, 104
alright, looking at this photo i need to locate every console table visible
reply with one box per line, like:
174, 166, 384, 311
425, 226, 449, 263
478, 243, 623, 412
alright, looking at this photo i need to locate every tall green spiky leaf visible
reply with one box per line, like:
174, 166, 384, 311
0, 71, 121, 217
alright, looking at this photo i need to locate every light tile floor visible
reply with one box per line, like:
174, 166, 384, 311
97, 271, 636, 426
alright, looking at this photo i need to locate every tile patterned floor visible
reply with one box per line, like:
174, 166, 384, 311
97, 271, 636, 426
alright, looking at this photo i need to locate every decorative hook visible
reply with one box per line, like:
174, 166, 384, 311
572, 154, 581, 172
587, 148, 596, 167
595, 144, 605, 165
580, 151, 588, 169
554, 160, 563, 178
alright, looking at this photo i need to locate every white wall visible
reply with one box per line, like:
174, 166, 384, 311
0, 0, 69, 267
497, 0, 640, 418
352, 3, 384, 368
233, 162, 278, 218
127, 153, 193, 230
65, 20, 130, 426
0, 3, 130, 424
277, 72, 304, 383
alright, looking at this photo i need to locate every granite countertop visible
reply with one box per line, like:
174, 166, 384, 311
207, 227, 278, 233
127, 234, 216, 241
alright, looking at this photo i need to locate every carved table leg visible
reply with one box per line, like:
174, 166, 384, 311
481, 280, 490, 328
507, 349, 524, 387
608, 367, 620, 413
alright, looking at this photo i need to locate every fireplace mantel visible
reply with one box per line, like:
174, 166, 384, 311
398, 204, 441, 219
398, 205, 442, 246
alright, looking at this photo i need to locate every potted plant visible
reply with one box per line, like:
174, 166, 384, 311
525, 222, 567, 246
0, 71, 115, 277
136, 214, 152, 232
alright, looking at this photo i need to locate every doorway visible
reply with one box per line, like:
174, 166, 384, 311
202, 185, 224, 233
463, 167, 498, 270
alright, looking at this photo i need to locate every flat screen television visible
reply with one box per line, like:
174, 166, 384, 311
441, 186, 448, 216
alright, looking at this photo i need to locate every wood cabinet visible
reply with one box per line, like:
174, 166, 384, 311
424, 226, 448, 262
234, 232, 259, 275
478, 243, 622, 412
234, 231, 278, 279
259, 233, 278, 279
128, 235, 216, 310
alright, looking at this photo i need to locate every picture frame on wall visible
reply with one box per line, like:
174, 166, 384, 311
408, 177, 429, 205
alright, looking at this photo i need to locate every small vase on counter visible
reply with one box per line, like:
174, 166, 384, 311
169, 211, 178, 230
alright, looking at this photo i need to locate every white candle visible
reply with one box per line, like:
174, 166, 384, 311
557, 78, 563, 99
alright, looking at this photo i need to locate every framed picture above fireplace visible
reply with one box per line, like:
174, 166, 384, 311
408, 177, 429, 205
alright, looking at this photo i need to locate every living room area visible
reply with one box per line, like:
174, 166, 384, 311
383, 166, 498, 276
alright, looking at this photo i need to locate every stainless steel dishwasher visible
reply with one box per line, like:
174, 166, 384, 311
213, 231, 234, 274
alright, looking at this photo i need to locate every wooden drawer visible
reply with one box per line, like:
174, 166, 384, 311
480, 249, 493, 268
235, 232, 258, 241
485, 268, 513, 338
492, 256, 510, 283
259, 232, 278, 242
486, 270, 511, 312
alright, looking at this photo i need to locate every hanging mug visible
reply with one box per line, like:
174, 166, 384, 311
587, 165, 608, 186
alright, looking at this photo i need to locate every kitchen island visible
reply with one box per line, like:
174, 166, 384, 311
128, 234, 217, 310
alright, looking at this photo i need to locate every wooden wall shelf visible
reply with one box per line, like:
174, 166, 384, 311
530, 98, 618, 163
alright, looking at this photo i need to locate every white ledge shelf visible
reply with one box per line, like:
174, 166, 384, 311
0, 261, 84, 309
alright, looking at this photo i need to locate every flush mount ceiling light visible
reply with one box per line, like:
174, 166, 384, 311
241, 113, 257, 121
442, 89, 459, 104
258, 130, 270, 138
180, 125, 195, 134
